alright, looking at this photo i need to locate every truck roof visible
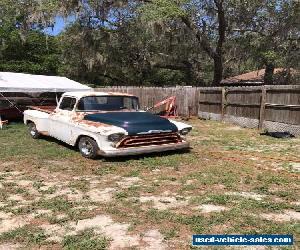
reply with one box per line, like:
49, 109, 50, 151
63, 91, 136, 99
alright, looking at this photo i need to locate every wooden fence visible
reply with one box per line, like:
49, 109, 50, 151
95, 85, 300, 135
198, 85, 300, 135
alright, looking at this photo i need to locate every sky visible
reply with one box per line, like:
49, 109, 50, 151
43, 16, 75, 36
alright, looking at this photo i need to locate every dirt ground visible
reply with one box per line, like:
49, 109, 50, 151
0, 119, 299, 249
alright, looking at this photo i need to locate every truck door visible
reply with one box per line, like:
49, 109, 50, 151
49, 96, 77, 143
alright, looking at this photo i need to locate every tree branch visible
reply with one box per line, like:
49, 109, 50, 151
180, 16, 216, 59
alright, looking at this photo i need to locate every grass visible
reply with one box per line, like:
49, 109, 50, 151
161, 227, 179, 240
0, 119, 299, 249
0, 124, 77, 160
62, 230, 109, 250
0, 226, 46, 246
36, 197, 75, 212
69, 179, 90, 192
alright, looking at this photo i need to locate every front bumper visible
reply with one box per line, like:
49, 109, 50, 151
98, 141, 190, 157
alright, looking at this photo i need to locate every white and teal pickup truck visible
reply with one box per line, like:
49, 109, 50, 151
24, 91, 192, 159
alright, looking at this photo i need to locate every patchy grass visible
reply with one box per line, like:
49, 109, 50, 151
62, 230, 110, 250
0, 226, 46, 246
0, 119, 299, 249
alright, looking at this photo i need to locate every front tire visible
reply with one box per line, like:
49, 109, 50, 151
28, 122, 40, 139
78, 136, 99, 159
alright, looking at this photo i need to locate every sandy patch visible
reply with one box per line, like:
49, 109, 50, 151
15, 180, 41, 198
70, 215, 140, 249
33, 209, 52, 216
0, 215, 33, 233
8, 194, 25, 202
139, 196, 188, 210
260, 210, 300, 222
185, 179, 197, 185
41, 213, 165, 249
0, 211, 13, 220
48, 187, 83, 201
151, 169, 161, 173
89, 179, 102, 189
142, 229, 166, 250
225, 126, 242, 131
41, 224, 67, 242
56, 213, 68, 220
87, 188, 116, 203
226, 191, 265, 201
0, 243, 20, 250
290, 163, 300, 172
73, 175, 95, 181
196, 204, 227, 213
116, 177, 140, 188
290, 201, 300, 206
39, 181, 60, 191
0, 162, 18, 168
17, 180, 32, 187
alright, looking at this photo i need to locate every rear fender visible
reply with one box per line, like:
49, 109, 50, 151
23, 110, 50, 133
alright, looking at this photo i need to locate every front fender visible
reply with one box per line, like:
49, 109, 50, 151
70, 124, 127, 150
169, 119, 192, 132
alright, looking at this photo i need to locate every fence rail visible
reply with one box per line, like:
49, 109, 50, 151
95, 85, 300, 135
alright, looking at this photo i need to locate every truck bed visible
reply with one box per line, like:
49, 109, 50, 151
27, 106, 56, 114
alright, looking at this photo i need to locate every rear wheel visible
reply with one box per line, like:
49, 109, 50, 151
28, 122, 40, 139
78, 136, 99, 159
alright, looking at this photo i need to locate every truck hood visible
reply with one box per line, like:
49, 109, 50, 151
84, 112, 178, 135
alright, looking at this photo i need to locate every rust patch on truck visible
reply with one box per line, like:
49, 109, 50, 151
70, 113, 111, 128
27, 106, 56, 114
80, 119, 111, 128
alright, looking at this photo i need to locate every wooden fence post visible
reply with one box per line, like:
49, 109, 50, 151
198, 89, 201, 117
259, 86, 267, 130
221, 87, 227, 121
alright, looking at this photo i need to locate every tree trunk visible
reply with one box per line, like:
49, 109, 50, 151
213, 54, 223, 86
213, 0, 226, 86
264, 63, 275, 85
181, 0, 226, 86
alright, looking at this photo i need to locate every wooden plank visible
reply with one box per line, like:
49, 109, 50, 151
199, 101, 222, 105
259, 86, 266, 130
221, 87, 226, 121
226, 102, 261, 107
265, 103, 300, 109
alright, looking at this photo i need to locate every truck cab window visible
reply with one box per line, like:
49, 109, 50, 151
59, 97, 76, 111
77, 96, 139, 111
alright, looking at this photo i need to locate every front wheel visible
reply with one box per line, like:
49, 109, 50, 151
28, 122, 40, 139
78, 136, 99, 159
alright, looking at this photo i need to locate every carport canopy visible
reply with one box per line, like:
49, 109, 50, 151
0, 72, 91, 92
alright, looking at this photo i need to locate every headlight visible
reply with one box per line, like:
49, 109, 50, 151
180, 127, 192, 135
108, 133, 125, 142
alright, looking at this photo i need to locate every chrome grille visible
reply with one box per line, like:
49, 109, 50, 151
117, 132, 182, 148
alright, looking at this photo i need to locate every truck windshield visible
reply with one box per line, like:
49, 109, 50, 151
77, 96, 139, 111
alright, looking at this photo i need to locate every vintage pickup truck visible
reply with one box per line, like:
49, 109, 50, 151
23, 92, 192, 159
